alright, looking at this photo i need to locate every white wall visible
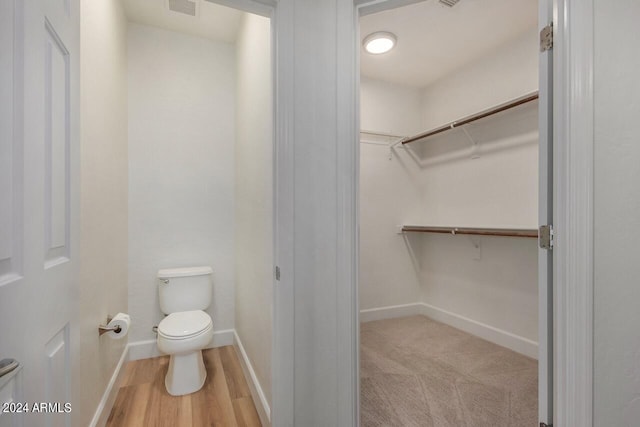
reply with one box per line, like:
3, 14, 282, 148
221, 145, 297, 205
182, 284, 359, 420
359, 27, 539, 346
274, 1, 360, 423
359, 78, 424, 310
127, 24, 236, 344
421, 30, 539, 130
418, 28, 539, 228
593, 0, 640, 424
416, 28, 539, 344
360, 77, 424, 136
234, 12, 273, 409
78, 0, 128, 425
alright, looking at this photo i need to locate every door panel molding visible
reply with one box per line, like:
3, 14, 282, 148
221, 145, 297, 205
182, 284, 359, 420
44, 323, 70, 422
43, 18, 71, 268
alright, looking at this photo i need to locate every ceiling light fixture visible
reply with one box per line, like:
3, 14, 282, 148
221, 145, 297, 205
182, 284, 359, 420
363, 31, 397, 55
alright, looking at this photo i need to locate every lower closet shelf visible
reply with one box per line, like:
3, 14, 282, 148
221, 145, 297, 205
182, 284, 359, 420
401, 225, 539, 238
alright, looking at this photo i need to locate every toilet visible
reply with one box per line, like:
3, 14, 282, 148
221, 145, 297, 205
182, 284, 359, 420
156, 266, 214, 396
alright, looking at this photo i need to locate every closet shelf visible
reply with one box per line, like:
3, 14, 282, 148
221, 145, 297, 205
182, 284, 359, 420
402, 225, 539, 238
401, 92, 539, 146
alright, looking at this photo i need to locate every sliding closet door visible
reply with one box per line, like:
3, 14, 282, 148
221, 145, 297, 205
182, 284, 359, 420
538, 0, 554, 425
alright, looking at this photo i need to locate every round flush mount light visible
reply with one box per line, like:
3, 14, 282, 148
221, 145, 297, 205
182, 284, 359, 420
363, 31, 397, 55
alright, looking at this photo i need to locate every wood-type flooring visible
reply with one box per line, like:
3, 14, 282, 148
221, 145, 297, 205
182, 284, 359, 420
106, 346, 261, 427
108, 317, 536, 427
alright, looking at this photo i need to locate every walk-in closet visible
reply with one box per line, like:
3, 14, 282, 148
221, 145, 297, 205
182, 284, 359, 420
358, 0, 541, 425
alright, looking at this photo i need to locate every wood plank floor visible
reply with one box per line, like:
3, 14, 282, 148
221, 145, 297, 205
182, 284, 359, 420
106, 346, 261, 427
360, 315, 537, 427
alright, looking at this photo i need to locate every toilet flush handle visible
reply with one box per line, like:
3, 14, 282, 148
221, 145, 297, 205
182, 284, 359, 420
160, 279, 169, 284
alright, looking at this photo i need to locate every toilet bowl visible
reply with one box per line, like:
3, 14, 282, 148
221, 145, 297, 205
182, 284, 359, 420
157, 309, 214, 396
156, 266, 214, 395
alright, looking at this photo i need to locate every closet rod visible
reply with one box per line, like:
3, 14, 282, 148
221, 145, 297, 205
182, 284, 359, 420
401, 92, 539, 145
402, 225, 539, 238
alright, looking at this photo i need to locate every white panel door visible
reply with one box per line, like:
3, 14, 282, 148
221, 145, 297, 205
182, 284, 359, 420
0, 0, 79, 426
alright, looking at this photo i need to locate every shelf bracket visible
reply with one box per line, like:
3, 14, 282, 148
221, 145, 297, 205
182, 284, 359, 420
461, 127, 480, 159
389, 137, 408, 160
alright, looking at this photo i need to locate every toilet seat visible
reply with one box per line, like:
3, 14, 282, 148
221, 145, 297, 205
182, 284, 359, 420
158, 310, 212, 340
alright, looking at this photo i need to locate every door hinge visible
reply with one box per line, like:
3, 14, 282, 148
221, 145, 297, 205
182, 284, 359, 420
275, 265, 280, 281
539, 225, 554, 250
540, 23, 553, 52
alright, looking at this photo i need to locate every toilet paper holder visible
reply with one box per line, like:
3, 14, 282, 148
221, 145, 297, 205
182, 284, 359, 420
98, 315, 122, 336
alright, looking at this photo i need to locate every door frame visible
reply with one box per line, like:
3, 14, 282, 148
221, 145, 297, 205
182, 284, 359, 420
205, 0, 295, 425
352, 0, 595, 426
551, 0, 594, 425
208, 0, 595, 425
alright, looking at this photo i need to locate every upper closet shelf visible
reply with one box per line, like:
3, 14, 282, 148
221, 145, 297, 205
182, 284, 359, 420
401, 92, 539, 146
402, 225, 538, 238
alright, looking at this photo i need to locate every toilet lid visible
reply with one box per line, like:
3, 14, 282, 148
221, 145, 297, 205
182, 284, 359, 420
158, 310, 212, 339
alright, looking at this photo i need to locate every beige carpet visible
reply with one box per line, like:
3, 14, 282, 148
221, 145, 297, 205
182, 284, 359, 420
360, 315, 537, 427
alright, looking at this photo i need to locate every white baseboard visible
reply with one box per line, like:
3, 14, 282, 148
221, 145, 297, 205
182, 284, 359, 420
127, 339, 159, 361
233, 331, 271, 427
359, 303, 424, 323
419, 303, 539, 359
128, 329, 235, 361
89, 344, 129, 427
360, 302, 538, 359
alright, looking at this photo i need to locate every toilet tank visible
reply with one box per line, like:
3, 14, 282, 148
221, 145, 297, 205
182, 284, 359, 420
157, 266, 213, 314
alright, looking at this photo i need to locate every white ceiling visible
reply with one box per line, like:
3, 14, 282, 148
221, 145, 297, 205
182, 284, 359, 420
360, 0, 538, 88
122, 0, 244, 43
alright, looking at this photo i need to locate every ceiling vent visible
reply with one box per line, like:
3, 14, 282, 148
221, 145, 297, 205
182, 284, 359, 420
439, 0, 460, 6
167, 0, 198, 17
